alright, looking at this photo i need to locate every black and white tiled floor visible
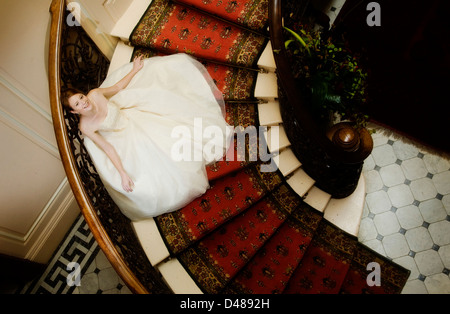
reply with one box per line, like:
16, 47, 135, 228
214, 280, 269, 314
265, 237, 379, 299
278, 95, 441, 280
359, 129, 450, 294
20, 127, 450, 294
20, 216, 131, 294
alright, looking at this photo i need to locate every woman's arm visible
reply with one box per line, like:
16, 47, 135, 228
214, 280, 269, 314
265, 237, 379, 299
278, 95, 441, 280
97, 55, 145, 98
83, 127, 134, 192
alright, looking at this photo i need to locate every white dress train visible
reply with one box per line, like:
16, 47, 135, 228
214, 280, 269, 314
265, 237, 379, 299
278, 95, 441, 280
84, 53, 232, 221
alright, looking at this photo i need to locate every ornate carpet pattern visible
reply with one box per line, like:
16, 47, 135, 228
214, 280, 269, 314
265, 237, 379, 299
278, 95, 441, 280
156, 162, 284, 255
174, 0, 269, 30
130, 0, 267, 67
132, 47, 258, 101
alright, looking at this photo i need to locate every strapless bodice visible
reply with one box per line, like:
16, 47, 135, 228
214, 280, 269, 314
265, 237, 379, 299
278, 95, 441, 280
99, 103, 128, 132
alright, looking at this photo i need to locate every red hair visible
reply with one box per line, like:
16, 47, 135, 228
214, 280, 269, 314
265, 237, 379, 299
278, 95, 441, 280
61, 87, 84, 110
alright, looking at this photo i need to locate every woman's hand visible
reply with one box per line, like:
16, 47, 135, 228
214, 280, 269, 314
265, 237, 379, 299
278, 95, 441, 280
132, 55, 144, 73
120, 172, 135, 193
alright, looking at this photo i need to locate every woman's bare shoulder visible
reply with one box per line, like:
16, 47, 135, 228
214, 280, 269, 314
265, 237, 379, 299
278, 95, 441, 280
79, 117, 96, 136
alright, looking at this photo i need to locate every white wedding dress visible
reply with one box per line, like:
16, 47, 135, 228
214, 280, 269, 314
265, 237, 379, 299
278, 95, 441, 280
84, 54, 232, 221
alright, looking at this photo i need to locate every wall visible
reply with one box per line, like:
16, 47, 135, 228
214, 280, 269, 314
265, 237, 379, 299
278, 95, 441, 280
0, 0, 137, 265
0, 0, 81, 264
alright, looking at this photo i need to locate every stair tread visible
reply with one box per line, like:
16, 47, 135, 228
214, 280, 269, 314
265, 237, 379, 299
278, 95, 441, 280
224, 200, 322, 294
303, 186, 331, 213
258, 100, 282, 126
265, 125, 291, 153
206, 137, 253, 181
108, 0, 152, 40
323, 175, 366, 237
131, 218, 170, 266
157, 258, 203, 294
274, 147, 301, 177
283, 219, 356, 294
173, 0, 269, 31
254, 72, 278, 99
155, 163, 283, 254
286, 168, 315, 197
178, 185, 301, 294
108, 41, 134, 76
130, 0, 267, 67
257, 41, 276, 72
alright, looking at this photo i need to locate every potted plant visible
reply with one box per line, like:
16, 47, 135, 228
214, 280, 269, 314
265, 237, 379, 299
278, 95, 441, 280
283, 24, 370, 134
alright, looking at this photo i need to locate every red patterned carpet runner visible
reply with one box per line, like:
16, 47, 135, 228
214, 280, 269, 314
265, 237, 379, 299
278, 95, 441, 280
223, 195, 323, 294
340, 242, 412, 294
173, 0, 269, 30
283, 219, 357, 294
130, 0, 267, 67
177, 184, 301, 293
129, 0, 410, 294
133, 47, 258, 101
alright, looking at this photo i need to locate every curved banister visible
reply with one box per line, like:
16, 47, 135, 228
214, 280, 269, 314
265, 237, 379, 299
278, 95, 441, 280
48, 0, 154, 294
268, 0, 372, 165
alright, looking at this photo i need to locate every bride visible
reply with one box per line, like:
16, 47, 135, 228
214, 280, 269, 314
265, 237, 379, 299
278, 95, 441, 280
62, 53, 231, 221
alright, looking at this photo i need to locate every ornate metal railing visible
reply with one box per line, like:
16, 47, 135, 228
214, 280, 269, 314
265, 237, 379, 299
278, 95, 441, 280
268, 0, 373, 198
48, 0, 171, 294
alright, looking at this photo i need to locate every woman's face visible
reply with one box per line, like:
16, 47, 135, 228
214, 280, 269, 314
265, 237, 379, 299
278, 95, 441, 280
68, 93, 93, 115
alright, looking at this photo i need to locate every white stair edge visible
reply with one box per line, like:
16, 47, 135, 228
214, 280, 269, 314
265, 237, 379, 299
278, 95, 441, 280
131, 218, 170, 266
303, 186, 332, 213
257, 41, 276, 72
157, 258, 203, 294
323, 174, 366, 237
273, 147, 301, 177
286, 168, 316, 197
258, 100, 282, 126
254, 72, 278, 99
265, 125, 290, 153
109, 0, 153, 41
107, 40, 134, 76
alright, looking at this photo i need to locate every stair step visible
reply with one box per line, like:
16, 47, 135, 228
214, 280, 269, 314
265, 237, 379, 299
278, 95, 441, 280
274, 147, 301, 177
108, 0, 152, 41
131, 218, 170, 266
264, 124, 291, 153
286, 168, 315, 198
157, 258, 203, 294
130, 0, 267, 67
323, 175, 366, 237
257, 41, 276, 72
172, 0, 269, 31
258, 100, 282, 126
283, 219, 356, 294
108, 41, 134, 76
206, 137, 252, 181
303, 186, 332, 213
155, 164, 284, 254
224, 202, 322, 294
178, 188, 299, 293
254, 72, 278, 99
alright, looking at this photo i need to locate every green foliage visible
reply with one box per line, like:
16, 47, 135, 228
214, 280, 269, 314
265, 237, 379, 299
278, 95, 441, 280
284, 26, 369, 130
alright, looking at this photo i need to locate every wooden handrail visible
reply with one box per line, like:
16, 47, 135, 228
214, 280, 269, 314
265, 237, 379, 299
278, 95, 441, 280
268, 0, 372, 165
48, 0, 149, 294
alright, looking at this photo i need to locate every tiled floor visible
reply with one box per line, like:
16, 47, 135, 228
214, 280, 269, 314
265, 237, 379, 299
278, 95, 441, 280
20, 215, 132, 294
21, 126, 450, 294
358, 128, 450, 294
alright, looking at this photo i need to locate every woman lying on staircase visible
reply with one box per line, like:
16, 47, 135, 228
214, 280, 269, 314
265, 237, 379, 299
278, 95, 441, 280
61, 53, 232, 221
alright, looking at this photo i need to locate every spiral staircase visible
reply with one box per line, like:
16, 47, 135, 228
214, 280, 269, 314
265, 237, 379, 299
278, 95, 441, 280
49, 0, 409, 294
